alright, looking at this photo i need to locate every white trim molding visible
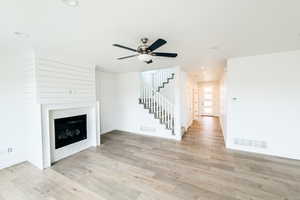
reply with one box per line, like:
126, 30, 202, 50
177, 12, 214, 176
39, 101, 100, 169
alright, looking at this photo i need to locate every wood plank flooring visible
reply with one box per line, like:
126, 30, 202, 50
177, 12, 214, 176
1, 116, 300, 200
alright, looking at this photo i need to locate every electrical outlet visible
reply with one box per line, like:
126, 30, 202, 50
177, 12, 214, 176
140, 126, 156, 132
8, 148, 13, 153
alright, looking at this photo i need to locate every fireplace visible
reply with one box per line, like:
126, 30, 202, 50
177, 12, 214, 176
54, 115, 87, 149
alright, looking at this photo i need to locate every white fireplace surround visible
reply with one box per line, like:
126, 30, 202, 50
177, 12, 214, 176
41, 101, 100, 169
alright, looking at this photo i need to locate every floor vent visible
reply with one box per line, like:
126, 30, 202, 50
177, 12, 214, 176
234, 138, 267, 149
140, 126, 156, 133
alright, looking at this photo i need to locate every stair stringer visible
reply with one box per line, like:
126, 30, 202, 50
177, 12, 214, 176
157, 73, 175, 92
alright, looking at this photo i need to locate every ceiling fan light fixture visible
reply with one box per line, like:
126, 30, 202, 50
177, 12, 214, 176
62, 0, 79, 7
138, 54, 152, 62
113, 38, 177, 64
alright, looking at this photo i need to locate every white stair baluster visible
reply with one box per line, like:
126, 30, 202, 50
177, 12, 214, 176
169, 104, 171, 129
144, 87, 147, 105
142, 87, 144, 104
169, 104, 172, 129
155, 93, 159, 116
145, 87, 147, 107
170, 105, 172, 130
159, 95, 162, 119
151, 91, 154, 113
163, 98, 165, 121
168, 105, 170, 129
166, 102, 168, 128
149, 88, 151, 109
144, 87, 146, 104
159, 72, 162, 87
147, 88, 150, 108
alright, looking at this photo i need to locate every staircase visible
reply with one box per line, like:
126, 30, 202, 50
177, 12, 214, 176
153, 70, 175, 92
139, 69, 175, 135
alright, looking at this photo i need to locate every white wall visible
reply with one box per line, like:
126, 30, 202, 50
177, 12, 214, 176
226, 50, 300, 160
219, 71, 227, 140
180, 71, 195, 130
116, 72, 177, 139
116, 72, 140, 132
96, 71, 117, 134
0, 55, 27, 169
141, 71, 154, 87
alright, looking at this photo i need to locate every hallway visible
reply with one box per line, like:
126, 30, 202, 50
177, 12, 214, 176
183, 117, 225, 148
1, 117, 300, 200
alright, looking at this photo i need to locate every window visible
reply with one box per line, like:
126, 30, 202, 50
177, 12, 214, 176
204, 101, 213, 107
204, 94, 213, 99
202, 86, 213, 114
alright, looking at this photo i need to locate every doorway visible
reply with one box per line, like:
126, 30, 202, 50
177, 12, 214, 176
197, 81, 220, 117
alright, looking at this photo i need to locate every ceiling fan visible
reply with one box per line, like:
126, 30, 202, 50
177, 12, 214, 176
113, 38, 178, 64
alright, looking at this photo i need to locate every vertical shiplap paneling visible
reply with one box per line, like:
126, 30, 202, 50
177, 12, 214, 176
24, 58, 37, 103
36, 58, 96, 104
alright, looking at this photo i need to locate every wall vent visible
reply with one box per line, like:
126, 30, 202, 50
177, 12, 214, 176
140, 126, 156, 133
234, 138, 267, 149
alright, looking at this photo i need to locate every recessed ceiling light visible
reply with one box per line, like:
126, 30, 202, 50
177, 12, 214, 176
14, 32, 30, 38
62, 0, 79, 7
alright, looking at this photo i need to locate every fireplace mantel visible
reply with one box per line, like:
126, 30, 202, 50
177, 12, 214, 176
40, 101, 100, 169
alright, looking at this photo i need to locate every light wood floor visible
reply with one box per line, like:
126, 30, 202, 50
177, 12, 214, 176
1, 117, 300, 200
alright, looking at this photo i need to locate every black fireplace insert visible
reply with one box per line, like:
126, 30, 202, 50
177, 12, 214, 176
54, 115, 87, 149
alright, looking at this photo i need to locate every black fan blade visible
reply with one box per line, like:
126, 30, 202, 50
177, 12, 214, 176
147, 39, 167, 51
113, 44, 137, 52
152, 52, 178, 57
117, 54, 139, 60
146, 60, 153, 64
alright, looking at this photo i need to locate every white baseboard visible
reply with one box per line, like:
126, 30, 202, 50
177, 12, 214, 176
100, 129, 116, 135
0, 159, 26, 170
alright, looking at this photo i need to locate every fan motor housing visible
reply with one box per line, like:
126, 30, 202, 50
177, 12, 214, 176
138, 38, 150, 53
141, 37, 148, 44
137, 45, 150, 54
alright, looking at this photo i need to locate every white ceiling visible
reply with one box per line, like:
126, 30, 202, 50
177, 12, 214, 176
1, 0, 300, 73
189, 66, 225, 83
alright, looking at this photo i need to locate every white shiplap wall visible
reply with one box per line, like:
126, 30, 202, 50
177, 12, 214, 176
36, 58, 96, 104
24, 57, 37, 103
